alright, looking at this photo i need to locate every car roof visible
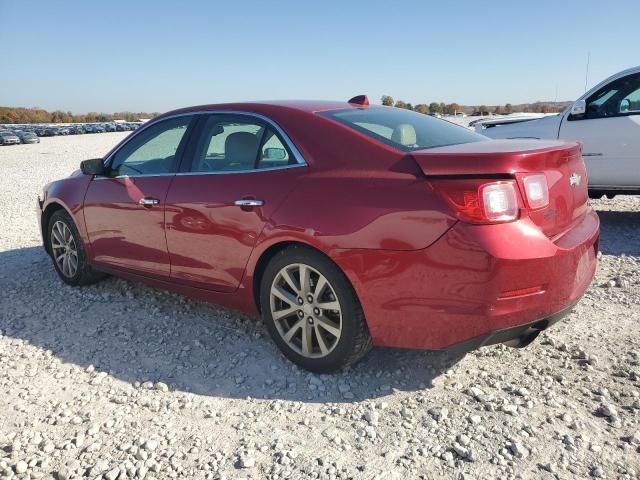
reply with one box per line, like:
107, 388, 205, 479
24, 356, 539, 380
160, 100, 362, 119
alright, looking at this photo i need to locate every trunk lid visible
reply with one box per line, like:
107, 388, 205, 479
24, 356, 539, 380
411, 139, 589, 237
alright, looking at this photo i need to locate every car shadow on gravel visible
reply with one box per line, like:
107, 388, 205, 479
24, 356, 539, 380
596, 210, 640, 256
0, 246, 465, 403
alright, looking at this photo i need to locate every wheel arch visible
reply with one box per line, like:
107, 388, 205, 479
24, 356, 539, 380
251, 240, 361, 316
42, 202, 69, 255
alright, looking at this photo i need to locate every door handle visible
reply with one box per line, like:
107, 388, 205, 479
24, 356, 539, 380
139, 197, 160, 206
234, 199, 264, 207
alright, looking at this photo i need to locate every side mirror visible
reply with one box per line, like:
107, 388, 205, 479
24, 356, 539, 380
80, 158, 106, 176
620, 98, 631, 113
263, 147, 287, 161
570, 100, 586, 116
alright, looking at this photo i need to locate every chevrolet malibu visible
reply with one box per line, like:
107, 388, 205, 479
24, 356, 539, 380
37, 97, 599, 372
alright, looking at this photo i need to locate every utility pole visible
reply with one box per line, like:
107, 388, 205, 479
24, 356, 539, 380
584, 51, 591, 92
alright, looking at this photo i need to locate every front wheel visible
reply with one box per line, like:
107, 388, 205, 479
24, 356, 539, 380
260, 246, 372, 373
48, 210, 106, 286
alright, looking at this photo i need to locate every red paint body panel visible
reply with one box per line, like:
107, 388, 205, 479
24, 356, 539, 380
84, 176, 174, 278
40, 171, 93, 252
38, 101, 600, 352
264, 173, 456, 251
412, 141, 589, 237
333, 210, 599, 349
165, 167, 305, 291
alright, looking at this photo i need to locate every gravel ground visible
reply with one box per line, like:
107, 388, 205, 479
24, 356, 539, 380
0, 133, 639, 480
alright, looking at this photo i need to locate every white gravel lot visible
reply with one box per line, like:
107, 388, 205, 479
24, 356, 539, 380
0, 132, 639, 480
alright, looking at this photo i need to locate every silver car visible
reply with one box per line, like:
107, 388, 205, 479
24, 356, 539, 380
0, 131, 20, 145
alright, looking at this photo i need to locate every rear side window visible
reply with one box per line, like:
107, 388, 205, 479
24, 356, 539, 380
321, 107, 485, 151
189, 114, 295, 173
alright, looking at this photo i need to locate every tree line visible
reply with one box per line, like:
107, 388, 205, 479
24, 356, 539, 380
0, 106, 159, 124
380, 96, 566, 114
1, 97, 568, 125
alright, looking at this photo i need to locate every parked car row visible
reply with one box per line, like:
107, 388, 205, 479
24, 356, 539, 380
0, 122, 142, 145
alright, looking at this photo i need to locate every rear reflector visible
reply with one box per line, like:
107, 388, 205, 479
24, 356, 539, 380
432, 179, 520, 224
498, 285, 545, 299
522, 174, 549, 209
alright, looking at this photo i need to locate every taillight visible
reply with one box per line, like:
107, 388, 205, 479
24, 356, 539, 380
432, 179, 520, 224
522, 174, 549, 209
480, 182, 519, 222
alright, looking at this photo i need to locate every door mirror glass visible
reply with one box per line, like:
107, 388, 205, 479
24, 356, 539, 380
571, 100, 586, 116
258, 130, 291, 169
619, 98, 631, 113
263, 147, 287, 161
80, 158, 106, 176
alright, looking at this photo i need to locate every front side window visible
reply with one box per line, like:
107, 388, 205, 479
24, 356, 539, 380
321, 107, 486, 151
584, 73, 640, 118
109, 116, 192, 176
189, 115, 295, 172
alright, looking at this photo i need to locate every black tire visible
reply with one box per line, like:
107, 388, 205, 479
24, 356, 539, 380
260, 245, 372, 373
588, 191, 604, 199
47, 209, 106, 286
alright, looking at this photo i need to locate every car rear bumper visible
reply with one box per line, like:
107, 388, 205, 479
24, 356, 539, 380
335, 208, 599, 350
445, 300, 577, 355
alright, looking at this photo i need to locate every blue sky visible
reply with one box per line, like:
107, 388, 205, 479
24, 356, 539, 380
1, 0, 638, 113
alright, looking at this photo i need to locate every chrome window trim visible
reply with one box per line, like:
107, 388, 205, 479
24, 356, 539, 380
99, 110, 308, 179
94, 163, 306, 181
175, 163, 306, 176
94, 173, 175, 180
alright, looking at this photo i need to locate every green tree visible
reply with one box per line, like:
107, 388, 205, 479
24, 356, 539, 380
428, 102, 442, 114
504, 103, 513, 113
444, 103, 462, 115
414, 104, 429, 114
394, 100, 408, 109
381, 95, 394, 106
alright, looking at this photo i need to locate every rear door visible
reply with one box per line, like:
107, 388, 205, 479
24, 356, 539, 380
164, 113, 306, 292
560, 72, 640, 188
84, 115, 194, 278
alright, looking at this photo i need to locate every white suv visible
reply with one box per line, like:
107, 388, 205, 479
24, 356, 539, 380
476, 66, 640, 198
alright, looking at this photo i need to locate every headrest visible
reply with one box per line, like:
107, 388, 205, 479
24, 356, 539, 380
225, 132, 259, 165
391, 123, 417, 146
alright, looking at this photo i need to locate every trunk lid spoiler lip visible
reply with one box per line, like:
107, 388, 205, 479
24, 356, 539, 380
408, 140, 581, 177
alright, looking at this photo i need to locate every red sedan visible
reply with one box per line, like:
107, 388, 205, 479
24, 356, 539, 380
37, 97, 599, 372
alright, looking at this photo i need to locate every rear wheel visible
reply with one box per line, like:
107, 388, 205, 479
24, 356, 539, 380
48, 210, 106, 286
260, 246, 372, 373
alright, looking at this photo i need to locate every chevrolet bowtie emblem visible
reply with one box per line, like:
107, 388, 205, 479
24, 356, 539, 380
569, 173, 582, 187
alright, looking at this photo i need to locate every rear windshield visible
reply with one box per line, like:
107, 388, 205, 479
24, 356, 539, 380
321, 107, 486, 151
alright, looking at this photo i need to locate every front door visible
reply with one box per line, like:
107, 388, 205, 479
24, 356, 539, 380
165, 113, 306, 291
84, 115, 194, 278
560, 72, 640, 188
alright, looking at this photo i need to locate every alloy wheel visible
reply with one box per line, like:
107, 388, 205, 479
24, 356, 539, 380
51, 220, 78, 278
270, 263, 342, 358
